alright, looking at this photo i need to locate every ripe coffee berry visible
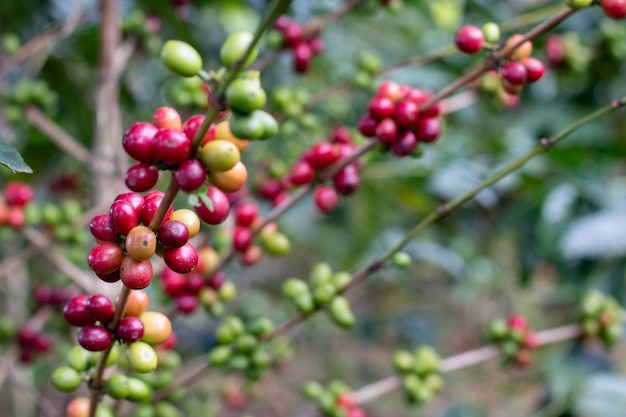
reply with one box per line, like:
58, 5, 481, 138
153, 106, 182, 130
233, 226, 253, 252
234, 202, 258, 227
158, 220, 190, 248
416, 117, 441, 143
125, 163, 159, 192
163, 242, 199, 274
289, 160, 315, 185
109, 200, 138, 235
454, 25, 484, 54
78, 325, 112, 351
601, 0, 626, 19
120, 257, 154, 290
122, 122, 158, 163
89, 214, 117, 241
152, 128, 192, 165
117, 316, 145, 343
375, 118, 399, 145
174, 159, 207, 192
88, 242, 124, 275
314, 186, 339, 214
521, 57, 545, 83
194, 186, 230, 225
367, 96, 396, 119
501, 61, 528, 85
63, 295, 95, 327
87, 294, 115, 323
125, 225, 157, 260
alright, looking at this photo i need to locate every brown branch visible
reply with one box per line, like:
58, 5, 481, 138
350, 324, 583, 404
20, 227, 95, 293
0, 2, 84, 80
305, 0, 364, 37
24, 105, 91, 164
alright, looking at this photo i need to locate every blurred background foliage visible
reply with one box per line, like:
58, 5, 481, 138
1, 0, 626, 416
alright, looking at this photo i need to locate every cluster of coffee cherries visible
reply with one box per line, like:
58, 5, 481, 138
123, 107, 250, 197
303, 380, 367, 417
282, 262, 355, 328
88, 191, 203, 289
455, 24, 546, 96
487, 314, 540, 367
350, 49, 382, 92
9, 325, 53, 363
255, 125, 361, 215
208, 314, 278, 381
358, 81, 444, 157
160, 264, 236, 315
267, 15, 325, 73
231, 201, 292, 265
392, 346, 444, 405
168, 76, 210, 109
0, 181, 33, 228
579, 290, 623, 347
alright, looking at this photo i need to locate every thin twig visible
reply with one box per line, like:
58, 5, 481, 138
20, 227, 95, 293
0, 2, 85, 80
24, 105, 91, 164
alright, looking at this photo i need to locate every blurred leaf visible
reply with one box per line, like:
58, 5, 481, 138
560, 211, 626, 258
576, 374, 626, 417
0, 136, 32, 173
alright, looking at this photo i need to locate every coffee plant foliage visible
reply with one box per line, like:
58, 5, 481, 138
1, 0, 626, 416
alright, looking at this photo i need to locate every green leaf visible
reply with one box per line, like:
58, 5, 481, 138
187, 194, 200, 207
0, 136, 32, 173
199, 192, 214, 212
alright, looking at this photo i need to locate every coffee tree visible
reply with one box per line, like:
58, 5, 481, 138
1, 0, 626, 416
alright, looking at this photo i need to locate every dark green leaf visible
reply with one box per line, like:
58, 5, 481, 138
0, 136, 32, 173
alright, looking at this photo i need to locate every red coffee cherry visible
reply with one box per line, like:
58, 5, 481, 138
87, 294, 115, 324
367, 96, 396, 120
394, 99, 420, 128
89, 214, 117, 241
152, 128, 192, 165
174, 159, 207, 192
376, 81, 403, 103
139, 193, 173, 226
521, 57, 545, 83
115, 192, 144, 212
153, 106, 182, 130
333, 165, 360, 196
375, 118, 399, 145
391, 131, 418, 156
234, 202, 258, 227
416, 117, 441, 143
109, 200, 139, 236
88, 242, 124, 275
161, 267, 187, 296
601, 0, 626, 19
125, 163, 159, 193
454, 25, 484, 54
293, 43, 313, 73
164, 242, 199, 274
307, 142, 340, 170
314, 186, 339, 214
4, 181, 33, 206
117, 316, 145, 343
501, 61, 528, 85
123, 122, 158, 163
63, 295, 95, 327
158, 220, 190, 248
194, 186, 230, 225
357, 115, 378, 138
175, 293, 199, 314
232, 226, 253, 252
289, 160, 315, 185
77, 325, 112, 352
120, 256, 154, 290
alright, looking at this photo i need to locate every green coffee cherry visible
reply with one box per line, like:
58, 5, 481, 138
134, 404, 155, 417
218, 281, 237, 302
424, 373, 444, 392
282, 278, 310, 299
234, 333, 258, 353
247, 316, 274, 337
127, 377, 153, 402
67, 345, 92, 371
209, 345, 232, 366
127, 341, 159, 373
310, 262, 333, 286
164, 387, 187, 403
602, 322, 623, 347
251, 347, 272, 368
488, 319, 509, 341
328, 296, 355, 328
564, 0, 593, 9
229, 110, 266, 139
260, 232, 291, 255
294, 292, 316, 314
224, 315, 246, 336
312, 282, 336, 306
225, 77, 267, 115
302, 381, 325, 400
160, 40, 203, 77
216, 324, 236, 345
356, 49, 382, 74
392, 252, 412, 268
482, 22, 501, 44
2, 33, 21, 55
105, 374, 130, 399
151, 371, 175, 390
332, 271, 351, 289
413, 346, 441, 375
220, 32, 258, 69
154, 401, 179, 417
51, 366, 82, 392
392, 350, 415, 373
95, 404, 115, 417
0, 316, 17, 342
228, 354, 250, 371
350, 71, 375, 92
